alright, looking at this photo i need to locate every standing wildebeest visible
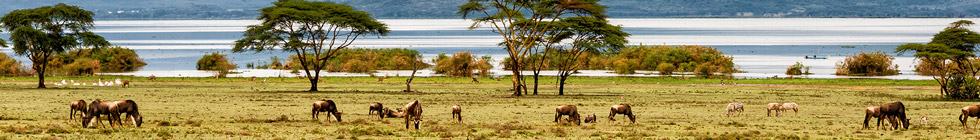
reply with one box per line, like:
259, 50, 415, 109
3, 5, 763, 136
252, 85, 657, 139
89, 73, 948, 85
82, 100, 116, 128
451, 105, 462, 123
109, 100, 143, 127
879, 101, 909, 130
863, 106, 893, 130
369, 103, 384, 119
609, 104, 635, 123
555, 105, 581, 126
960, 105, 980, 129
584, 114, 596, 123
726, 102, 744, 117
312, 100, 343, 122
766, 103, 780, 116
70, 100, 87, 121
403, 100, 423, 129
779, 103, 799, 116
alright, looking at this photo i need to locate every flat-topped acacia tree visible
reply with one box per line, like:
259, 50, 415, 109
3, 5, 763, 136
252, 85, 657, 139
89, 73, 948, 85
0, 3, 110, 88
458, 0, 608, 97
234, 0, 389, 91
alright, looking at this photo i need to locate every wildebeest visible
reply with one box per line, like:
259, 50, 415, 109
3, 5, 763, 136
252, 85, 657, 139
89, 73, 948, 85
726, 101, 744, 117
82, 100, 116, 128
70, 100, 87, 121
109, 100, 143, 127
369, 102, 384, 119
383, 107, 405, 118
766, 103, 780, 116
120, 80, 131, 87
148, 75, 156, 81
403, 100, 423, 129
609, 104, 635, 123
864, 106, 892, 130
960, 105, 980, 129
779, 103, 799, 116
879, 101, 909, 130
584, 114, 596, 123
451, 105, 462, 123
555, 105, 581, 126
312, 100, 342, 122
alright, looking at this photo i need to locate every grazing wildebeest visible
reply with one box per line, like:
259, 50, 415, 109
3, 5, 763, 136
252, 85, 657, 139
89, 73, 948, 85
555, 105, 581, 126
82, 100, 116, 128
864, 106, 892, 130
70, 100, 87, 121
312, 100, 343, 122
726, 101, 744, 117
403, 100, 423, 129
766, 103, 780, 116
451, 105, 462, 123
471, 78, 479, 83
148, 75, 156, 81
879, 101, 909, 130
960, 105, 980, 129
369, 102, 384, 119
584, 114, 596, 123
120, 80, 131, 87
609, 104, 635, 123
109, 100, 143, 127
779, 103, 799, 116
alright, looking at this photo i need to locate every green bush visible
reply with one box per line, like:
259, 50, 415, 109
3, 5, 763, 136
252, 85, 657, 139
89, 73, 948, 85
51, 47, 146, 73
62, 58, 100, 76
835, 51, 899, 76
947, 76, 980, 99
0, 53, 29, 76
656, 63, 676, 75
611, 45, 737, 75
197, 52, 237, 78
287, 48, 430, 73
786, 62, 810, 75
433, 52, 493, 77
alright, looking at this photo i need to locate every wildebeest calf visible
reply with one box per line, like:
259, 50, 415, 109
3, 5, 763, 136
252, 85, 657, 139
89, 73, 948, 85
451, 105, 462, 123
609, 104, 635, 123
584, 114, 596, 123
70, 100, 87, 121
312, 99, 343, 122
555, 105, 581, 126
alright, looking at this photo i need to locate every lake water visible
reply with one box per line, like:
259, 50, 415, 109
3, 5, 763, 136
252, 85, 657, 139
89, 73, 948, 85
3, 18, 979, 79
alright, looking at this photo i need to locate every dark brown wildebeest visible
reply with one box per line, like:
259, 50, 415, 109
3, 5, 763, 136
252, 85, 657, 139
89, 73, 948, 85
584, 114, 596, 123
312, 100, 343, 122
82, 100, 116, 128
451, 105, 462, 123
779, 103, 799, 116
148, 75, 156, 81
249, 77, 256, 81
403, 100, 423, 129
879, 101, 909, 130
369, 102, 384, 119
471, 78, 479, 83
555, 105, 581, 126
109, 100, 143, 127
766, 103, 780, 116
609, 104, 635, 123
864, 106, 893, 130
70, 100, 87, 121
120, 80, 131, 88
960, 105, 980, 129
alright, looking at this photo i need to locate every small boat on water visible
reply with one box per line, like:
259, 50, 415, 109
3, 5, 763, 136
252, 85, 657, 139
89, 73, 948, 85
805, 55, 827, 59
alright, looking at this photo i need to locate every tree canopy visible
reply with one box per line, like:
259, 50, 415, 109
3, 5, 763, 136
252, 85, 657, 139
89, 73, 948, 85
0, 3, 109, 88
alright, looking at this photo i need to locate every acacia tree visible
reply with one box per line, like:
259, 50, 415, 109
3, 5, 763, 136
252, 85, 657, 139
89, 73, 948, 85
0, 3, 110, 88
550, 16, 628, 95
234, 0, 389, 91
897, 20, 980, 98
458, 0, 607, 96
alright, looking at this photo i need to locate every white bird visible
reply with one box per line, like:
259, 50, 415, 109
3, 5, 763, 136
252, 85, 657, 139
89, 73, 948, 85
114, 79, 122, 85
97, 79, 104, 86
73, 83, 80, 86
70, 80, 74, 83
61, 80, 67, 85
82, 83, 87, 86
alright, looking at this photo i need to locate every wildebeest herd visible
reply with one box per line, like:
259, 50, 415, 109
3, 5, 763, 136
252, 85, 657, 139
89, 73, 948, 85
63, 98, 980, 132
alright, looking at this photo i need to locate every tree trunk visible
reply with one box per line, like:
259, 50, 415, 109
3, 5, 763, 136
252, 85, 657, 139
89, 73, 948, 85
510, 68, 522, 96
35, 58, 46, 88
558, 76, 567, 95
533, 73, 539, 95
309, 78, 318, 91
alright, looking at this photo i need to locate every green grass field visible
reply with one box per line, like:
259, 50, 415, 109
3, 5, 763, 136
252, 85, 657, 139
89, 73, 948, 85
0, 76, 975, 139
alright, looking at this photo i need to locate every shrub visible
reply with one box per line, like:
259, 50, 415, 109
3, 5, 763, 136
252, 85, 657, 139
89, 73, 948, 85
62, 58, 100, 76
197, 52, 237, 78
51, 47, 146, 73
610, 45, 737, 75
835, 51, 899, 76
0, 53, 29, 77
656, 63, 676, 75
287, 48, 430, 73
947, 76, 980, 99
433, 51, 493, 77
786, 62, 811, 75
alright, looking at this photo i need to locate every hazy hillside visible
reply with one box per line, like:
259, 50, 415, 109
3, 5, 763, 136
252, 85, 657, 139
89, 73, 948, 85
1, 0, 979, 19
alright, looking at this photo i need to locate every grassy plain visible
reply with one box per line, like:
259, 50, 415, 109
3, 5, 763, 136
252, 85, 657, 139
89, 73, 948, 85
0, 76, 974, 139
